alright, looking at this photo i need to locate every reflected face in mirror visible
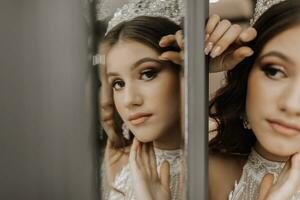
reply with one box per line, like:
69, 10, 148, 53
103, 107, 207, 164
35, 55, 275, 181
246, 24, 300, 159
106, 40, 181, 148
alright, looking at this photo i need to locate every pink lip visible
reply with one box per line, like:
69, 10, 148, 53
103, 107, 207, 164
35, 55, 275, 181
267, 119, 300, 136
128, 113, 152, 126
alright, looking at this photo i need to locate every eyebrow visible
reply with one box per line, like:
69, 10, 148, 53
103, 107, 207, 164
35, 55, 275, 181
107, 57, 164, 77
258, 51, 294, 65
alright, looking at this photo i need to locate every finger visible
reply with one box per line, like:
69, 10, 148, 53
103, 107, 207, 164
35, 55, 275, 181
129, 138, 140, 169
106, 139, 112, 148
175, 30, 184, 50
149, 142, 159, 178
239, 27, 257, 44
288, 153, 300, 186
278, 155, 292, 180
210, 24, 242, 58
136, 140, 143, 169
267, 155, 300, 200
205, 14, 221, 37
129, 138, 139, 162
159, 34, 177, 48
222, 46, 254, 70
110, 151, 124, 164
141, 142, 151, 175
160, 160, 170, 190
205, 19, 231, 55
257, 174, 274, 200
159, 51, 182, 65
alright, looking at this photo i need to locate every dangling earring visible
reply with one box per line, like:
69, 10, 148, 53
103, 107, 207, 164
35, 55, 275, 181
240, 115, 251, 130
122, 123, 130, 140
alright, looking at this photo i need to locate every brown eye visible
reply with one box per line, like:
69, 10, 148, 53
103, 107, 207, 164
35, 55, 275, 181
140, 68, 159, 81
260, 64, 286, 80
112, 80, 125, 90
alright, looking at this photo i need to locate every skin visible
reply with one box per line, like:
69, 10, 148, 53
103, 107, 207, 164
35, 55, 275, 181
209, 24, 300, 200
99, 14, 258, 199
129, 138, 171, 200
127, 15, 257, 199
247, 25, 300, 161
106, 40, 182, 150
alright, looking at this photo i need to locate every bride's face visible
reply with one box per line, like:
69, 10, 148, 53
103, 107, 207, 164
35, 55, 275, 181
246, 24, 300, 160
106, 40, 180, 143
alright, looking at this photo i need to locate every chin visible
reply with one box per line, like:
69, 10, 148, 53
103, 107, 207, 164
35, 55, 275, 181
134, 135, 154, 143
131, 127, 162, 143
263, 142, 299, 158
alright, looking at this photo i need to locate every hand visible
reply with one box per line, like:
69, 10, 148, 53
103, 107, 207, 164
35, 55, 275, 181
159, 30, 184, 67
129, 138, 171, 200
104, 139, 130, 184
257, 153, 300, 200
205, 14, 257, 72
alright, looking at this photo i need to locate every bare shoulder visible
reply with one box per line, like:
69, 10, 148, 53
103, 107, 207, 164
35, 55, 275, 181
208, 152, 245, 200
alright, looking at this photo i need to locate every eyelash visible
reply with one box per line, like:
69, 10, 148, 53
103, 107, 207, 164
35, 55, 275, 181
112, 79, 125, 90
111, 68, 160, 91
260, 64, 286, 80
140, 68, 159, 81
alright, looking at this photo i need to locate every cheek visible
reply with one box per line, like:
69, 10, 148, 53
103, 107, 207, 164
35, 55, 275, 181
149, 73, 179, 107
113, 93, 126, 120
246, 68, 286, 117
246, 70, 272, 118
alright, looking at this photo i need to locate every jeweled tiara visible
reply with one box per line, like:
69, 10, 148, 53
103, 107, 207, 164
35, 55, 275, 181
106, 0, 185, 34
250, 0, 286, 26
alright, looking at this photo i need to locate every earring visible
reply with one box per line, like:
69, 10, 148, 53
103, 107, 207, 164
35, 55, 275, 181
122, 123, 130, 140
240, 115, 251, 130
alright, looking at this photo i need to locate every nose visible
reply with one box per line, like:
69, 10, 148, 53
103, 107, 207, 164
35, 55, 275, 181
124, 83, 143, 109
278, 79, 300, 116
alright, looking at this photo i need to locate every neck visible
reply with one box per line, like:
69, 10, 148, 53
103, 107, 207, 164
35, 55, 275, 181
153, 125, 182, 150
254, 142, 289, 162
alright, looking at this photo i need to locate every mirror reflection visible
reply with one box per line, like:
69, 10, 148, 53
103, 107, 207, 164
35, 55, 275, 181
96, 0, 185, 199
208, 0, 300, 200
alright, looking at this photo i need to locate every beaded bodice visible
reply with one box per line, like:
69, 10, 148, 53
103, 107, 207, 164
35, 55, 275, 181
229, 149, 300, 200
105, 148, 182, 200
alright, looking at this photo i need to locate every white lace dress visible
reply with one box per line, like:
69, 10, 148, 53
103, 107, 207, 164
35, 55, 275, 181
102, 148, 182, 200
229, 149, 300, 200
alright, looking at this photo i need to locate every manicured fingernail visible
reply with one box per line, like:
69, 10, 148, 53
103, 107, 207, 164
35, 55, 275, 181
240, 32, 248, 40
159, 37, 167, 46
158, 56, 168, 60
210, 46, 221, 58
246, 50, 254, 57
204, 42, 213, 55
205, 34, 210, 41
159, 41, 166, 47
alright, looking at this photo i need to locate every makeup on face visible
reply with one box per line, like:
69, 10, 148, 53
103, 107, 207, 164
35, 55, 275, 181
105, 40, 181, 148
257, 51, 294, 81
246, 25, 300, 159
107, 58, 166, 91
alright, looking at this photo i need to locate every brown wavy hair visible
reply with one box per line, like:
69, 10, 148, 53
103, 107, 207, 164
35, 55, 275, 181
209, 0, 300, 156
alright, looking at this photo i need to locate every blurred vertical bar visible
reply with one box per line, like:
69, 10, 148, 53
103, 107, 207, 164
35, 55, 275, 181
185, 0, 208, 199
0, 0, 100, 200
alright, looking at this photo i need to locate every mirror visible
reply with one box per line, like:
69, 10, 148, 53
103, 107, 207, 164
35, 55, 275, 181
207, 0, 300, 199
96, 0, 186, 199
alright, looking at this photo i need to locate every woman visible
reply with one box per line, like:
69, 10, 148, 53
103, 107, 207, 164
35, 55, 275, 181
99, 16, 183, 200
209, 0, 300, 199
98, 13, 257, 199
